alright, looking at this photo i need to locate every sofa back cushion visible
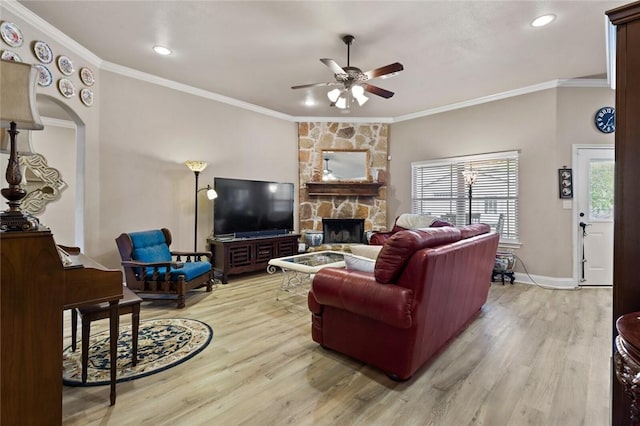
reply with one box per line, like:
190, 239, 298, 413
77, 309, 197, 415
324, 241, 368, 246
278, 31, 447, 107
458, 223, 491, 239
129, 229, 172, 263
374, 227, 462, 283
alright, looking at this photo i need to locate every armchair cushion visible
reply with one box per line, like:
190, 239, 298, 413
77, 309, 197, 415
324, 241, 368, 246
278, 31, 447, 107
130, 230, 172, 262
143, 261, 212, 282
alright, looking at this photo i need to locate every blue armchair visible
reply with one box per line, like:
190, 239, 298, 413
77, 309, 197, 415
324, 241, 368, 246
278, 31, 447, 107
115, 228, 213, 308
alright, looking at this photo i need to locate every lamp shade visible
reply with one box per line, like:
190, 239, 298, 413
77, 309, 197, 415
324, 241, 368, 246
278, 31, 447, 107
0, 128, 33, 155
463, 170, 478, 185
185, 160, 208, 172
0, 60, 43, 130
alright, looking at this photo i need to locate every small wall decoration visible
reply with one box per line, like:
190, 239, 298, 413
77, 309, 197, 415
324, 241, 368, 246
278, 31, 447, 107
57, 78, 75, 98
56, 55, 74, 76
79, 67, 95, 86
34, 64, 53, 87
559, 167, 573, 199
33, 40, 53, 64
0, 21, 24, 48
1, 50, 22, 62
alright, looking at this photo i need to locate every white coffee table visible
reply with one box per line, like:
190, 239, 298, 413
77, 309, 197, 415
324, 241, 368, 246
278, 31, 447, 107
267, 251, 345, 299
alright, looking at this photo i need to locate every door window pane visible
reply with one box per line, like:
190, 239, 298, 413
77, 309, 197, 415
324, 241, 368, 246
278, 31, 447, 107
589, 159, 614, 221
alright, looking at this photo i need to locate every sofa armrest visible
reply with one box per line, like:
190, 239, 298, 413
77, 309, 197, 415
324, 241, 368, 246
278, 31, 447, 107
310, 268, 414, 329
369, 231, 394, 246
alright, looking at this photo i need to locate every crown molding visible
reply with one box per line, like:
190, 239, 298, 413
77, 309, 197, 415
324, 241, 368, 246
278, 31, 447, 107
5, 0, 102, 67
7, 0, 613, 125
100, 61, 293, 121
393, 78, 611, 123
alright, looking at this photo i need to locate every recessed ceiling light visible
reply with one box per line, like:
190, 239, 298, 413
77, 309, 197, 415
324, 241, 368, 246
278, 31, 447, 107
152, 45, 172, 55
304, 98, 316, 107
531, 14, 556, 28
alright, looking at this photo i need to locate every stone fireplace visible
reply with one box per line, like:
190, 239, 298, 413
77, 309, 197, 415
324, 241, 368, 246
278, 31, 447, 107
298, 122, 388, 235
322, 218, 365, 244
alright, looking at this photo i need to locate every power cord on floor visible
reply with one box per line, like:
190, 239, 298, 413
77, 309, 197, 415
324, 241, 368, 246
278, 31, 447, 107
511, 254, 581, 291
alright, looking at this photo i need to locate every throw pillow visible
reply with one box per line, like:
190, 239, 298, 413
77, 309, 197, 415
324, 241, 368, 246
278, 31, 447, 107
344, 254, 376, 273
350, 244, 383, 259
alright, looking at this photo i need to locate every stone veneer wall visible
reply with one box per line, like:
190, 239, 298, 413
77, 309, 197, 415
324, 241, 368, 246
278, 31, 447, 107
298, 122, 388, 233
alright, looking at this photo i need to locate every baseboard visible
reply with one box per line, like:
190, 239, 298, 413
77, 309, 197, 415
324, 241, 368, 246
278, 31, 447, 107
512, 272, 579, 290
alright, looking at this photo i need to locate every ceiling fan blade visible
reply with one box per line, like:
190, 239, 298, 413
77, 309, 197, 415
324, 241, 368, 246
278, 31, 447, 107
363, 62, 404, 80
320, 58, 347, 76
363, 83, 395, 99
291, 82, 340, 90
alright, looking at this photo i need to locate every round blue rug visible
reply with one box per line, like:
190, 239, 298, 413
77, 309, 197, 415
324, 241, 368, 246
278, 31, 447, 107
62, 318, 213, 386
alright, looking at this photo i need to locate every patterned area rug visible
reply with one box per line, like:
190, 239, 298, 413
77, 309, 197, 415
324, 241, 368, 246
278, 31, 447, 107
62, 318, 212, 386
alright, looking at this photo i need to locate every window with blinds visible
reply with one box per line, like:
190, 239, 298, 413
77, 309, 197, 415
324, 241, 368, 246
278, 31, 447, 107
411, 150, 519, 241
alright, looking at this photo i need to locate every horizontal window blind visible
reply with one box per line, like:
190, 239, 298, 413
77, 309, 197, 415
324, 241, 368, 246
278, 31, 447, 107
411, 151, 519, 241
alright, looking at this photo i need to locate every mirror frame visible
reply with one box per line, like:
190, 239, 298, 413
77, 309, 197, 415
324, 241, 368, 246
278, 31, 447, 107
320, 149, 371, 182
19, 153, 67, 215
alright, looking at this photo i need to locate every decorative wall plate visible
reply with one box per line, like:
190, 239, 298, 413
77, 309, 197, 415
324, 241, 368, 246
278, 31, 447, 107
1, 50, 22, 62
34, 64, 53, 87
0, 22, 23, 48
33, 40, 53, 64
79, 67, 95, 86
80, 88, 94, 106
58, 78, 75, 98
57, 55, 74, 75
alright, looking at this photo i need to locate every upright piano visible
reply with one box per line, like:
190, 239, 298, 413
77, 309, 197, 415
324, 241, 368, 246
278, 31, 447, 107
0, 229, 123, 425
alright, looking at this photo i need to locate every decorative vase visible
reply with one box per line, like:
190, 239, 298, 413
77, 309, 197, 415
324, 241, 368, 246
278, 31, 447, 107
304, 232, 323, 247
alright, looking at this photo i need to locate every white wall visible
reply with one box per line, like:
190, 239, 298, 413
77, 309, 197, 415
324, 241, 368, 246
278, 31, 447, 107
95, 71, 298, 267
390, 87, 614, 280
31, 123, 76, 246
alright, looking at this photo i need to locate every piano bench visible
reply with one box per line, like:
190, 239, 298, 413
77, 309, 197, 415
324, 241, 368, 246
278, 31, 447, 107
71, 286, 143, 383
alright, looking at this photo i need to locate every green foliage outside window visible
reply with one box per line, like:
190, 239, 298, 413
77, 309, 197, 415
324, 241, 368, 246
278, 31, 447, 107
590, 161, 614, 219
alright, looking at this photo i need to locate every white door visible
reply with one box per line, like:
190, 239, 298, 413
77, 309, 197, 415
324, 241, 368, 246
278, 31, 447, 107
576, 147, 614, 286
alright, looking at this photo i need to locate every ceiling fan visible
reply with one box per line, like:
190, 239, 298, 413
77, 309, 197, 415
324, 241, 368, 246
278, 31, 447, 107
291, 35, 404, 109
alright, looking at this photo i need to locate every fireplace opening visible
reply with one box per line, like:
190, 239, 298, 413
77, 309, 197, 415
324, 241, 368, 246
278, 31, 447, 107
322, 218, 365, 244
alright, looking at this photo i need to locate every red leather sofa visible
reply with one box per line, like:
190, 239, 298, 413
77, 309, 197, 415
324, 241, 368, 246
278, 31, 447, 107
307, 224, 499, 380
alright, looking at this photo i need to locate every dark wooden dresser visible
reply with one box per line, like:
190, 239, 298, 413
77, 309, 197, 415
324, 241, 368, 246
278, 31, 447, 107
607, 2, 640, 424
208, 234, 299, 283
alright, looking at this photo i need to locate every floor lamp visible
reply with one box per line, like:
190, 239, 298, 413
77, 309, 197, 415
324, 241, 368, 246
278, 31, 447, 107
185, 161, 217, 251
463, 169, 477, 225
0, 60, 44, 231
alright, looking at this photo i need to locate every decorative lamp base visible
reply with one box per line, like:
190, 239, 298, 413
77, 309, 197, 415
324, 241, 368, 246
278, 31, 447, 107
0, 210, 40, 231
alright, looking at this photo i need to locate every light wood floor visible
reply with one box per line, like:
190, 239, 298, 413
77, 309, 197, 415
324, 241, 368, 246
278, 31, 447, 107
61, 273, 612, 426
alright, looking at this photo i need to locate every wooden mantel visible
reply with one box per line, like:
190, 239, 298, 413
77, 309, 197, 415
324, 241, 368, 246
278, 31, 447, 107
305, 181, 384, 197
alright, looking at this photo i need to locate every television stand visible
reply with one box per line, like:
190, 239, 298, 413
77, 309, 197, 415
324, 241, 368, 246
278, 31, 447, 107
207, 234, 300, 283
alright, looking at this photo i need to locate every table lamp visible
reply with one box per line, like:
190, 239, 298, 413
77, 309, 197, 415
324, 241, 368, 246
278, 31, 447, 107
0, 60, 44, 231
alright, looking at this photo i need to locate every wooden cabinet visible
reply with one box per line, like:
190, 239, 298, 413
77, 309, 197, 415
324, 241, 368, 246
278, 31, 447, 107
208, 234, 299, 283
1, 230, 64, 425
607, 2, 640, 425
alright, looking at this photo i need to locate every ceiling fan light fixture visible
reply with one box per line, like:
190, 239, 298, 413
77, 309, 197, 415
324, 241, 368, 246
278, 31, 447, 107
351, 85, 368, 106
335, 96, 347, 109
327, 88, 341, 102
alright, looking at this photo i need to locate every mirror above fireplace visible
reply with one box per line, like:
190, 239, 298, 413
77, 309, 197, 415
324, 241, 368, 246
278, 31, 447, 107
321, 150, 370, 182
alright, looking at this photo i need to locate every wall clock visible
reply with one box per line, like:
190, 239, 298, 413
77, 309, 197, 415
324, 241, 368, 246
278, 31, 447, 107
595, 106, 615, 133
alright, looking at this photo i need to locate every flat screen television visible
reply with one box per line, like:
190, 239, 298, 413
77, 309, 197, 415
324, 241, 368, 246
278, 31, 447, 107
213, 177, 295, 238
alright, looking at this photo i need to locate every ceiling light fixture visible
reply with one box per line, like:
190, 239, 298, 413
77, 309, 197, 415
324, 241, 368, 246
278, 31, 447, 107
531, 14, 556, 27
326, 85, 368, 109
152, 45, 172, 55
